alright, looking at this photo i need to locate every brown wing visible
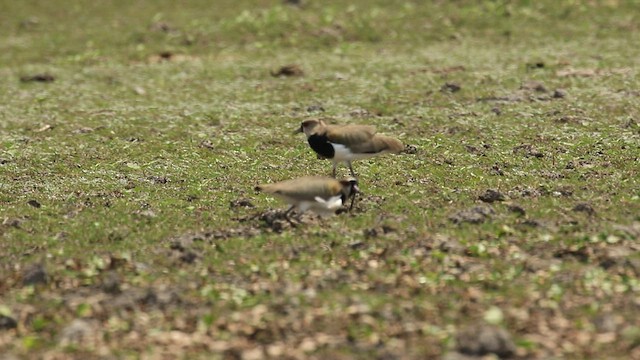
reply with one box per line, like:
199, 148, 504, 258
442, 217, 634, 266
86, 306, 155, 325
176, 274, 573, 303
326, 124, 377, 146
348, 134, 404, 154
257, 176, 341, 201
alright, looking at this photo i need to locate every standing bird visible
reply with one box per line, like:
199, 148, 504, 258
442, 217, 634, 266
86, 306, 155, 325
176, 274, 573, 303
297, 119, 404, 177
256, 176, 359, 219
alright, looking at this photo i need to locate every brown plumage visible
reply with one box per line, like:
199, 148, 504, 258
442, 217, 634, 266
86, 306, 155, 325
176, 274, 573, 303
298, 119, 404, 176
256, 176, 359, 217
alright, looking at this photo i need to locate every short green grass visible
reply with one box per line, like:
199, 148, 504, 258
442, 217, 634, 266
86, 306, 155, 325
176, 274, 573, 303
1, 1, 639, 358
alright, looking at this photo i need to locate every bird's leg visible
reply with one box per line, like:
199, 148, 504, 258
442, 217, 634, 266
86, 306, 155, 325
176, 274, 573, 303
332, 162, 337, 178
348, 161, 356, 177
349, 193, 357, 212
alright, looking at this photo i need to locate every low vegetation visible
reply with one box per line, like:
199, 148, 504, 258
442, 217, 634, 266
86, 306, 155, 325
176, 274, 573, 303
1, 1, 639, 358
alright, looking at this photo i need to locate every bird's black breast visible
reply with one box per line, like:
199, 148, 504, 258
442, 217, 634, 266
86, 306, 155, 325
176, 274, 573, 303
307, 134, 335, 159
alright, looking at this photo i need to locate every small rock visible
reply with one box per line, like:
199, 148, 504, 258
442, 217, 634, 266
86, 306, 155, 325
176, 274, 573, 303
491, 107, 502, 115
0, 315, 18, 330
22, 263, 48, 286
479, 189, 505, 203
573, 202, 595, 216
441, 83, 461, 93
455, 324, 516, 358
27, 200, 41, 208
553, 89, 567, 98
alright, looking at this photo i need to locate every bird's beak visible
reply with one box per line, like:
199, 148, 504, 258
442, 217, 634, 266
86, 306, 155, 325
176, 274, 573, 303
293, 125, 303, 135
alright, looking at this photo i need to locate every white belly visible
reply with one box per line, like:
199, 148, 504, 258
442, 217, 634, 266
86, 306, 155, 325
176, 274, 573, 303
331, 143, 377, 162
297, 195, 343, 217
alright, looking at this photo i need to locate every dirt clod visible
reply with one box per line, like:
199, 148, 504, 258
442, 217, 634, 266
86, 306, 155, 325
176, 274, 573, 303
0, 315, 18, 330
200, 139, 215, 149
573, 202, 595, 216
271, 64, 304, 77
59, 319, 95, 346
258, 210, 293, 232
513, 144, 544, 158
22, 263, 48, 286
479, 189, 505, 203
27, 200, 41, 208
306, 104, 325, 113
179, 251, 198, 264
441, 83, 461, 93
553, 89, 567, 98
230, 198, 255, 209
455, 324, 516, 358
403, 144, 418, 154
521, 81, 547, 92
526, 61, 545, 70
507, 204, 526, 216
101, 271, 121, 294
20, 73, 55, 83
450, 206, 494, 224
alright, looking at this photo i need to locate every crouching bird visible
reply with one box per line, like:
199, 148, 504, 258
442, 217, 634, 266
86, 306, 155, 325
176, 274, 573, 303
256, 176, 359, 219
297, 119, 404, 177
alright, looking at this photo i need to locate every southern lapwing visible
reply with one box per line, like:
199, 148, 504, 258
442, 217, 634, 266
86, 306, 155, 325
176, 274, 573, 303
297, 119, 404, 177
256, 176, 359, 218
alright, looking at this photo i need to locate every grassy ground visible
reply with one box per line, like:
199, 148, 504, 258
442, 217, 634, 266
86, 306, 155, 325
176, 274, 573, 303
1, 1, 639, 359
